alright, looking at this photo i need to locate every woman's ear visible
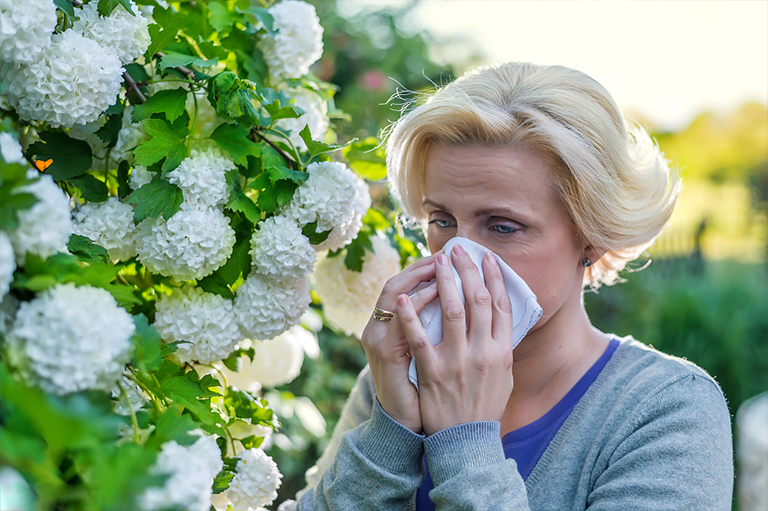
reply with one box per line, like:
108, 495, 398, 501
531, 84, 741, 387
582, 246, 607, 267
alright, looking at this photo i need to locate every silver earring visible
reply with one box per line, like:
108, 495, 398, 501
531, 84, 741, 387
583, 258, 591, 267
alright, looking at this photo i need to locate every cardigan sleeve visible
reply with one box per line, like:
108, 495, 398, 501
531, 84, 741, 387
294, 366, 426, 511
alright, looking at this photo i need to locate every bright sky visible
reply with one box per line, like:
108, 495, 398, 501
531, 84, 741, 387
340, 0, 768, 131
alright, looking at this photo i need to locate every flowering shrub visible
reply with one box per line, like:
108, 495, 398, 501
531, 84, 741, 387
0, 1, 421, 509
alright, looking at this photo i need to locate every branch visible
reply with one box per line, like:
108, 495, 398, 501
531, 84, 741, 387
123, 72, 146, 104
252, 129, 297, 169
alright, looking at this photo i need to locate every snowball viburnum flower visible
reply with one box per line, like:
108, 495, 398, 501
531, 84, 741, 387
5, 283, 135, 395
276, 86, 329, 151
222, 326, 312, 391
166, 149, 234, 208
0, 0, 57, 64
154, 287, 242, 364
72, 0, 150, 65
314, 172, 370, 252
8, 170, 73, 265
0, 231, 15, 299
129, 165, 153, 190
140, 433, 223, 511
257, 0, 323, 82
214, 449, 282, 510
314, 236, 401, 338
234, 272, 311, 341
0, 30, 123, 128
72, 197, 138, 262
284, 161, 359, 235
135, 203, 236, 281
250, 215, 315, 280
0, 132, 25, 164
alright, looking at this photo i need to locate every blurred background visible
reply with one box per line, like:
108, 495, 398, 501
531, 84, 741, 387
266, 1, 768, 508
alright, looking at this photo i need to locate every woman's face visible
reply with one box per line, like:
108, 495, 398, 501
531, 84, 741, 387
423, 143, 587, 331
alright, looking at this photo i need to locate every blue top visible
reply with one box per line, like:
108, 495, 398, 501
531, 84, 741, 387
416, 338, 620, 510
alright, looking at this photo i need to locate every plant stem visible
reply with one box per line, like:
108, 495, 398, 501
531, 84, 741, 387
253, 130, 296, 169
117, 380, 141, 445
123, 72, 147, 104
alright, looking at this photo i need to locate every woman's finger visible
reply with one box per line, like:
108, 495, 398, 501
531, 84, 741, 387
483, 251, 514, 342
450, 244, 493, 346
396, 293, 436, 373
375, 254, 439, 309
434, 251, 467, 352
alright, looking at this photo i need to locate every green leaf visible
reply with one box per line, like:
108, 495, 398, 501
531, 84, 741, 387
241, 6, 274, 32
159, 52, 218, 70
301, 222, 332, 245
160, 376, 217, 424
344, 137, 388, 180
27, 131, 92, 181
197, 272, 235, 299
127, 178, 183, 223
145, 407, 199, 451
299, 125, 346, 162
208, 72, 260, 128
146, 14, 189, 58
225, 169, 260, 224
117, 160, 131, 199
209, 123, 261, 166
344, 230, 373, 272
133, 119, 187, 174
131, 314, 163, 373
69, 174, 109, 202
97, 0, 134, 17
0, 189, 36, 231
199, 233, 251, 292
208, 2, 239, 32
53, 0, 78, 19
197, 41, 229, 61
211, 468, 236, 494
67, 234, 110, 264
96, 110, 124, 147
132, 88, 189, 123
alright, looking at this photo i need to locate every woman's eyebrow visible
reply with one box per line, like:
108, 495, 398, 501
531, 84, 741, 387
423, 199, 449, 212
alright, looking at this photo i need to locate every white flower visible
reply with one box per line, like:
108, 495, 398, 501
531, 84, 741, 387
129, 165, 153, 190
72, 197, 138, 262
0, 30, 123, 128
250, 215, 315, 280
135, 203, 236, 281
234, 272, 311, 341
167, 149, 234, 208
314, 173, 370, 252
276, 86, 328, 151
0, 231, 15, 299
141, 433, 223, 511
5, 283, 134, 395
0, 0, 57, 64
257, 0, 323, 82
284, 161, 359, 235
222, 326, 311, 391
0, 132, 25, 164
219, 449, 282, 510
8, 171, 73, 265
313, 236, 401, 338
154, 287, 242, 364
72, 0, 150, 65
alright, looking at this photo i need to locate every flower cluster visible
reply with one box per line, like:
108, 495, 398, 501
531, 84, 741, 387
257, 0, 324, 82
8, 170, 73, 265
211, 448, 282, 510
313, 236, 401, 337
167, 149, 234, 208
285, 161, 370, 251
154, 287, 242, 364
129, 165, 153, 190
0, 0, 57, 63
277, 86, 329, 151
0, 30, 123, 128
0, 132, 26, 164
234, 274, 311, 341
140, 434, 223, 511
72, 0, 150, 65
5, 283, 135, 395
0, 232, 14, 299
222, 326, 313, 391
72, 197, 139, 262
135, 203, 236, 282
250, 215, 316, 280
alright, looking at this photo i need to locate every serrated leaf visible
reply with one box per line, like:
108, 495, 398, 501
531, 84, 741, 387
298, 124, 344, 161
225, 169, 260, 223
301, 222, 332, 245
344, 231, 373, 272
160, 376, 216, 424
145, 407, 199, 451
127, 178, 183, 223
197, 41, 229, 61
211, 469, 236, 494
208, 2, 239, 32
67, 234, 110, 264
159, 52, 218, 70
197, 273, 234, 299
69, 174, 109, 202
97, 0, 134, 17
208, 72, 260, 128
0, 189, 36, 231
131, 314, 163, 373
132, 88, 189, 123
201, 233, 251, 288
241, 6, 274, 32
210, 124, 261, 166
27, 132, 92, 181
345, 137, 388, 180
96, 111, 123, 147
133, 119, 187, 174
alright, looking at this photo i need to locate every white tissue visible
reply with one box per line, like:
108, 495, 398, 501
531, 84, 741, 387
408, 237, 543, 390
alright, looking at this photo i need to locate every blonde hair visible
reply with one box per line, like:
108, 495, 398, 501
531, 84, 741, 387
385, 62, 681, 288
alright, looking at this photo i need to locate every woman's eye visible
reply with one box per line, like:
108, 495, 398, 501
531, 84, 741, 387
491, 224, 517, 235
428, 219, 453, 229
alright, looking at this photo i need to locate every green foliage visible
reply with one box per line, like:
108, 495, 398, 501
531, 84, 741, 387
127, 177, 184, 223
27, 131, 92, 181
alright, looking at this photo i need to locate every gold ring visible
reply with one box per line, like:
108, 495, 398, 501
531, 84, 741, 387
373, 306, 395, 322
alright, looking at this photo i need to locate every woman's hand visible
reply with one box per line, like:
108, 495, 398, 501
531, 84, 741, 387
395, 245, 515, 436
360, 253, 440, 434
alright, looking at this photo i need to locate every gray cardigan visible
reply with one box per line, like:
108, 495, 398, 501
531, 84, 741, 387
294, 337, 733, 510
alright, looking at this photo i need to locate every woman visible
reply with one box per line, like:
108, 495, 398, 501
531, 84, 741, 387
292, 62, 733, 510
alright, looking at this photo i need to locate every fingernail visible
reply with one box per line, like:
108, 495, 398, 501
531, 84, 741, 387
453, 244, 466, 256
437, 253, 448, 266
487, 251, 499, 268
